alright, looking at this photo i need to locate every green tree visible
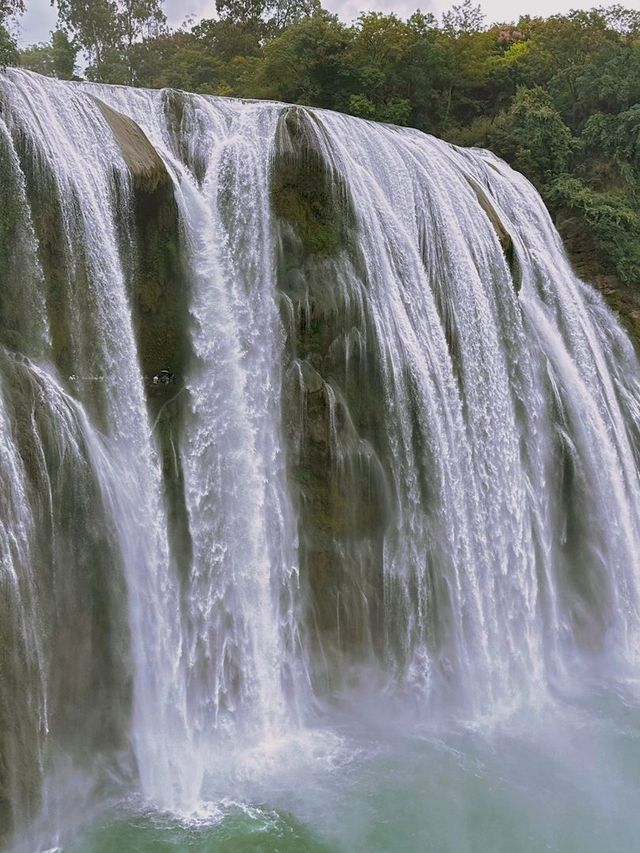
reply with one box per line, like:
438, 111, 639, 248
346, 13, 415, 123
442, 0, 484, 35
55, 0, 118, 70
130, 30, 224, 91
487, 87, 574, 187
0, 0, 23, 22
20, 29, 78, 78
507, 11, 619, 123
552, 176, 640, 285
55, 0, 165, 82
255, 10, 350, 107
120, 0, 165, 81
436, 22, 495, 128
191, 16, 262, 62
216, 0, 320, 38
0, 0, 23, 67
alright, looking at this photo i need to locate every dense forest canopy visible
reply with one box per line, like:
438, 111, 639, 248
2, 0, 640, 315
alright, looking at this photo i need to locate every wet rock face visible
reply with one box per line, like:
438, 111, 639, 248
466, 177, 520, 290
90, 96, 169, 194
557, 208, 640, 350
273, 107, 391, 690
90, 96, 190, 399
129, 175, 188, 401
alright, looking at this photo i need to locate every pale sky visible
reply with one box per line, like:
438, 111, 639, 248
14, 0, 640, 46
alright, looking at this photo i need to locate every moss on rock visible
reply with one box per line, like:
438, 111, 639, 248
271, 107, 355, 259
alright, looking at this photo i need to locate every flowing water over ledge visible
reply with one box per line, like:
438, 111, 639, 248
1, 69, 640, 850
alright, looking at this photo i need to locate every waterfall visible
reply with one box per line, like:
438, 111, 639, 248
1, 69, 640, 848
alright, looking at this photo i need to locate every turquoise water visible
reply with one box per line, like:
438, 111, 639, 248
59, 686, 640, 853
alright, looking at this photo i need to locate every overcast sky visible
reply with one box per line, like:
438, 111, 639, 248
15, 0, 640, 46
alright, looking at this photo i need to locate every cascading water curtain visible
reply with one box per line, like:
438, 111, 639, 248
1, 68, 640, 850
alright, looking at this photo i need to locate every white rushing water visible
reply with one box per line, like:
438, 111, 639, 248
1, 69, 640, 849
